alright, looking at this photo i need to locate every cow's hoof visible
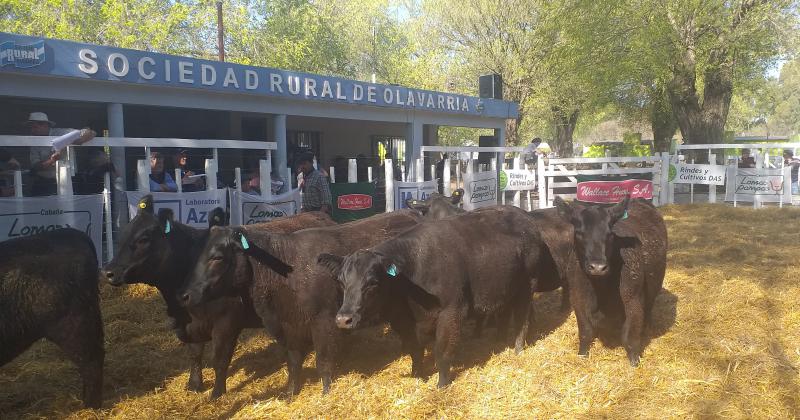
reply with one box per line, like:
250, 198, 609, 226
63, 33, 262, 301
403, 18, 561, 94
187, 380, 204, 392
577, 350, 589, 358
210, 387, 225, 400
627, 355, 640, 367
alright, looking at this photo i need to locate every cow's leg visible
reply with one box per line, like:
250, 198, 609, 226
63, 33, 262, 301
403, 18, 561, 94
560, 283, 571, 312
569, 276, 596, 357
472, 312, 485, 339
390, 318, 424, 377
619, 269, 645, 367
186, 343, 205, 391
46, 304, 104, 408
494, 307, 511, 342
285, 346, 306, 395
512, 294, 531, 354
433, 308, 462, 388
209, 321, 243, 399
311, 319, 338, 394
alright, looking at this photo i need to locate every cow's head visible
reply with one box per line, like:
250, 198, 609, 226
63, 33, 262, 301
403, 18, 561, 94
554, 196, 630, 277
179, 227, 292, 307
317, 250, 395, 329
102, 195, 174, 286
405, 188, 465, 219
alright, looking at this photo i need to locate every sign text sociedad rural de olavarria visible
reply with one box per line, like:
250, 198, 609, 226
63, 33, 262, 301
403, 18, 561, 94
673, 164, 725, 185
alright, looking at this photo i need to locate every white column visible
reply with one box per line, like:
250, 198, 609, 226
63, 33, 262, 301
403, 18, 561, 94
273, 114, 288, 184
260, 157, 272, 199
385, 159, 395, 212
443, 158, 451, 196
137, 159, 151, 192
348, 158, 357, 183
205, 158, 218, 191
406, 120, 423, 178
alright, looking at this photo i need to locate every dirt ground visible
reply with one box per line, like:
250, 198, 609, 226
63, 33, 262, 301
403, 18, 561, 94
1, 204, 799, 419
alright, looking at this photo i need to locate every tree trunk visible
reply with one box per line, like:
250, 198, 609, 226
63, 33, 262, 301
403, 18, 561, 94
552, 107, 579, 157
649, 86, 678, 153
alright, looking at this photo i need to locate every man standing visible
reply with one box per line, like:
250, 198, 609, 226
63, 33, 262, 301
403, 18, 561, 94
26, 112, 96, 195
783, 150, 800, 194
297, 152, 332, 214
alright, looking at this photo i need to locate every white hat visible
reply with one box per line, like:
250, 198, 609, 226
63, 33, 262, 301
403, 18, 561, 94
535, 142, 551, 153
26, 112, 55, 126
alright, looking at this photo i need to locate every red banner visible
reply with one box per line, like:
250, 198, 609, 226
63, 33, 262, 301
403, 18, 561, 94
576, 179, 652, 203
337, 194, 373, 210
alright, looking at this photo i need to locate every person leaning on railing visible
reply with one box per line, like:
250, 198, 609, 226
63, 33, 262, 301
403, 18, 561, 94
26, 112, 96, 196
149, 151, 178, 192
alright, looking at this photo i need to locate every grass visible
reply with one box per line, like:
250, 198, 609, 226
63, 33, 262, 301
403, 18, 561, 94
1, 204, 799, 419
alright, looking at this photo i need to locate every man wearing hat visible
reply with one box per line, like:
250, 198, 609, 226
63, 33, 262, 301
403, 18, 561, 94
26, 112, 96, 195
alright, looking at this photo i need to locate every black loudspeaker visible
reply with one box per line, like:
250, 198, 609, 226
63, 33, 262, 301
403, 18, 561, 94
478, 135, 498, 164
479, 74, 503, 99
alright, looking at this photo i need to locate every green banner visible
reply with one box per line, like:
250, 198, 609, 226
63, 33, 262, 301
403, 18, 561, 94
330, 182, 377, 223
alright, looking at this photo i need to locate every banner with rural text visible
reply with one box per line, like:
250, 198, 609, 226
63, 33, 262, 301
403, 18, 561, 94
126, 189, 227, 229
0, 194, 104, 262
724, 167, 792, 203
463, 171, 498, 210
229, 188, 301, 225
330, 182, 376, 223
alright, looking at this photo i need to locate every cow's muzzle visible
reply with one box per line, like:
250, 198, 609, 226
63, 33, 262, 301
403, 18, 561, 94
102, 269, 125, 286
586, 262, 609, 276
336, 313, 358, 329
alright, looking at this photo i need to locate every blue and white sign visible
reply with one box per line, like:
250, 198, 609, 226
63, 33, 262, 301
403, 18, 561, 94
126, 189, 227, 229
0, 40, 45, 68
229, 189, 302, 225
0, 32, 518, 119
394, 180, 437, 211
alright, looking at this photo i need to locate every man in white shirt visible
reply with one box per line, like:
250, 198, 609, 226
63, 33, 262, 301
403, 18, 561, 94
26, 112, 96, 195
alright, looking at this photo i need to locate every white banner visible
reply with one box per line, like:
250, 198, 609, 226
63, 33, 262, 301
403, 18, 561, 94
394, 180, 437, 210
673, 164, 726, 185
0, 194, 104, 262
126, 189, 227, 228
229, 189, 301, 225
499, 168, 536, 191
724, 167, 792, 203
463, 170, 497, 210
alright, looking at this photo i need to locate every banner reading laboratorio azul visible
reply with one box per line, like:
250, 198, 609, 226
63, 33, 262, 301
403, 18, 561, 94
499, 169, 536, 191
576, 179, 653, 203
229, 188, 301, 225
463, 171, 497, 210
394, 180, 437, 211
0, 194, 104, 262
126, 189, 227, 229
673, 163, 726, 185
724, 167, 792, 203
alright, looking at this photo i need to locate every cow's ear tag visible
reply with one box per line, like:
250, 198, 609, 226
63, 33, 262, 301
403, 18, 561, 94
386, 264, 398, 277
139, 202, 147, 209
453, 190, 460, 196
622, 210, 629, 220
164, 220, 171, 234
240, 234, 250, 250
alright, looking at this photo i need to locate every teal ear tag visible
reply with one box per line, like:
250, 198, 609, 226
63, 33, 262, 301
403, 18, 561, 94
164, 220, 171, 234
622, 210, 629, 220
240, 234, 250, 250
386, 264, 398, 277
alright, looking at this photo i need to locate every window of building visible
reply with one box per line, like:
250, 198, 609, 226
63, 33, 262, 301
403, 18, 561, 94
371, 135, 406, 164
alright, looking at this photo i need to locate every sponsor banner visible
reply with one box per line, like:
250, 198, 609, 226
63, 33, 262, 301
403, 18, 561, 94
230, 189, 301, 225
394, 180, 437, 211
0, 194, 104, 262
576, 179, 653, 203
463, 171, 497, 210
724, 167, 792, 203
673, 163, 725, 185
330, 182, 376, 223
499, 169, 536, 191
126, 189, 227, 228
0, 40, 45, 68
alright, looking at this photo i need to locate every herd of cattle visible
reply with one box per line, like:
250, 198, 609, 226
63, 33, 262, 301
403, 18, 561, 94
0, 190, 667, 408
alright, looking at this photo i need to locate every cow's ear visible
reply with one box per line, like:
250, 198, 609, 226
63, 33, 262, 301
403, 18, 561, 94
451, 189, 464, 204
157, 208, 174, 234
138, 195, 154, 215
317, 253, 344, 277
208, 207, 227, 227
405, 198, 428, 214
554, 196, 574, 221
609, 195, 630, 223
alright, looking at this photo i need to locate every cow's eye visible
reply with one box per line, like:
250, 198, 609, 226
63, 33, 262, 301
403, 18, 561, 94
209, 255, 224, 262
137, 236, 150, 244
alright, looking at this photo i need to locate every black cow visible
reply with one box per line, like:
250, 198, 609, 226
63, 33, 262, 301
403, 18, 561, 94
102, 196, 335, 398
405, 189, 465, 218
318, 206, 545, 387
553, 197, 667, 366
180, 210, 422, 394
0, 229, 103, 408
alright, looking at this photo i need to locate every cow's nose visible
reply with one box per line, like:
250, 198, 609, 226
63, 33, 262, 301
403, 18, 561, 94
180, 292, 191, 305
587, 263, 609, 275
103, 270, 121, 285
336, 314, 354, 329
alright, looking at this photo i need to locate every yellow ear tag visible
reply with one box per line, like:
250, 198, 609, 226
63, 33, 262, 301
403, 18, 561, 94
139, 202, 147, 209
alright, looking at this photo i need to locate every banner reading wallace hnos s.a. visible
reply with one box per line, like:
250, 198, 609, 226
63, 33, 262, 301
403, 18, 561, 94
330, 182, 376, 223
575, 174, 653, 203
0, 194, 104, 262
